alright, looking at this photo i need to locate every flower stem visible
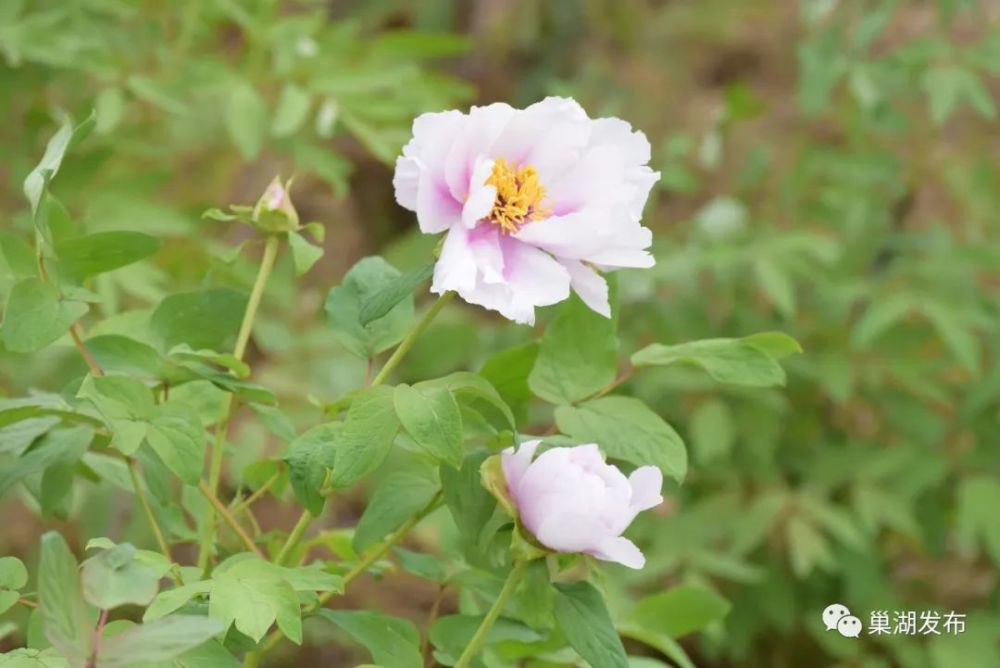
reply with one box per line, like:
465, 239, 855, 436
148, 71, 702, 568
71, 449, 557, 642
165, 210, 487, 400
454, 561, 528, 668
198, 234, 280, 572
370, 291, 454, 387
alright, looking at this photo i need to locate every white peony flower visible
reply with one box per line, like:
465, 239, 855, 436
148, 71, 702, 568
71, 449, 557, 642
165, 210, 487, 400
501, 440, 663, 569
393, 97, 659, 325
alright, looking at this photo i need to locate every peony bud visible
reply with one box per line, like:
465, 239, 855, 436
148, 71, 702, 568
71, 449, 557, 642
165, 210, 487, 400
501, 440, 663, 569
252, 175, 299, 233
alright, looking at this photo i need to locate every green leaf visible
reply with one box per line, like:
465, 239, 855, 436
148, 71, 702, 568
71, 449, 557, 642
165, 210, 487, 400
555, 397, 687, 483
250, 404, 296, 442
741, 331, 803, 359
316, 610, 422, 668
150, 288, 248, 352
80, 544, 161, 610
354, 467, 439, 552
145, 405, 207, 486
0, 426, 92, 497
394, 384, 463, 468
271, 84, 312, 138
38, 532, 92, 665
329, 385, 400, 488
0, 557, 27, 615
325, 256, 415, 359
528, 295, 618, 404
786, 517, 834, 577
357, 261, 434, 326
55, 232, 160, 278
209, 560, 301, 643
167, 346, 250, 379
624, 586, 730, 640
479, 342, 538, 422
440, 451, 497, 562
23, 112, 96, 216
78, 375, 154, 454
98, 615, 225, 668
956, 477, 1000, 567
0, 557, 27, 590
0, 648, 71, 667
922, 65, 997, 125
553, 581, 628, 668
393, 547, 447, 583
428, 614, 543, 665
284, 423, 340, 516
225, 80, 268, 160
0, 278, 89, 353
420, 371, 516, 431
144, 582, 214, 622
287, 231, 323, 277
631, 333, 800, 387
84, 335, 164, 379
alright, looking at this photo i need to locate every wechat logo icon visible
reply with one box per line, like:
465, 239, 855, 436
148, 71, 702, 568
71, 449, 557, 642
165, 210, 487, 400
823, 603, 862, 638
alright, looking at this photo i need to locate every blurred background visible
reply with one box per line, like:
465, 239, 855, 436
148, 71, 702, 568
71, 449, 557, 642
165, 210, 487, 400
2, 0, 1000, 666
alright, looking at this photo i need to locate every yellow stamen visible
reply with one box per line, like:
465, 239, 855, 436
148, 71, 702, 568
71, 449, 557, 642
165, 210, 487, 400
485, 158, 550, 234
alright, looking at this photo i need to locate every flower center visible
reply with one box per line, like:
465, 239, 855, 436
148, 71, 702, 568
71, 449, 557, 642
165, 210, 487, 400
485, 158, 550, 234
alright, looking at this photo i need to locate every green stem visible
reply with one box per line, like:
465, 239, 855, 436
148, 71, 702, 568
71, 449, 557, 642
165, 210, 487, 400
370, 291, 454, 387
198, 234, 281, 573
454, 561, 528, 668
273, 509, 312, 566
128, 459, 181, 584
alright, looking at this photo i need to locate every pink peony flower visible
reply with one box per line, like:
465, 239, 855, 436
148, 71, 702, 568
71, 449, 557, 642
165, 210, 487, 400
501, 440, 663, 569
393, 98, 659, 324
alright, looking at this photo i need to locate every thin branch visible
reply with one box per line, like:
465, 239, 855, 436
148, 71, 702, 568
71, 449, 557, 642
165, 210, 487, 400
198, 481, 264, 558
69, 325, 104, 376
128, 459, 181, 584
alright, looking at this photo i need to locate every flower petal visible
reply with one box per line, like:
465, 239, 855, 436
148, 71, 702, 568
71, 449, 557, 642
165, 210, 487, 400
588, 535, 646, 569
561, 259, 610, 318
628, 466, 663, 512
444, 103, 515, 201
502, 439, 541, 501
462, 158, 496, 228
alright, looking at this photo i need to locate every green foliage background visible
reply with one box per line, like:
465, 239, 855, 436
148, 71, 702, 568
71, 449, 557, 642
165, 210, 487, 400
2, 0, 999, 667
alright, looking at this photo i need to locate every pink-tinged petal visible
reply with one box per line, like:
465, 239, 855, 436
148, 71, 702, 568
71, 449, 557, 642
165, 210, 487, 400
416, 177, 462, 234
561, 259, 610, 318
469, 225, 505, 284
501, 439, 541, 502
392, 156, 420, 211
431, 227, 478, 295
404, 110, 466, 233
588, 536, 646, 569
461, 158, 496, 228
501, 241, 571, 321
628, 466, 663, 512
445, 103, 515, 201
